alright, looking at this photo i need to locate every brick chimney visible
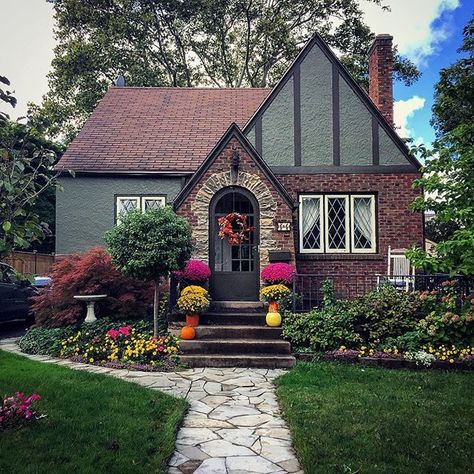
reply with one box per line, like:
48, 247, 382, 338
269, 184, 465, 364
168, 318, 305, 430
368, 34, 394, 126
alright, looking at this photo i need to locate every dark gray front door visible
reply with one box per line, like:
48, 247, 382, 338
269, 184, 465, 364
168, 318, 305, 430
210, 188, 259, 301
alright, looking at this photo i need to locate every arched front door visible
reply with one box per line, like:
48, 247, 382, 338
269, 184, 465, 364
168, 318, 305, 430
209, 187, 259, 301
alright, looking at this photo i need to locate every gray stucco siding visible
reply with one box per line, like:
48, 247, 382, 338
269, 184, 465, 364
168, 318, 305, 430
300, 44, 333, 166
339, 76, 373, 166
378, 125, 409, 165
56, 176, 183, 254
246, 125, 256, 147
261, 75, 294, 166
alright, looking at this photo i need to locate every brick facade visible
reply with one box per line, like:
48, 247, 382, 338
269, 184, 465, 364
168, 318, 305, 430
368, 34, 394, 126
175, 137, 295, 272
276, 172, 424, 276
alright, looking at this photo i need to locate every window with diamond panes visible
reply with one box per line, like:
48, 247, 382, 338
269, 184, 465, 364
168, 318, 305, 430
352, 196, 375, 252
142, 197, 165, 211
116, 197, 139, 217
326, 196, 348, 251
299, 196, 322, 252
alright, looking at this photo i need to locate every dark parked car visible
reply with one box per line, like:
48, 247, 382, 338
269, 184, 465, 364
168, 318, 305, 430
0, 263, 38, 323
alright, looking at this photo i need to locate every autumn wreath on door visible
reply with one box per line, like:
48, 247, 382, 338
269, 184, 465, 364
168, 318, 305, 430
218, 212, 253, 245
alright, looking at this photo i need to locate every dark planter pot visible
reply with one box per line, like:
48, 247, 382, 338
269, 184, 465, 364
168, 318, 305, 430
359, 356, 380, 366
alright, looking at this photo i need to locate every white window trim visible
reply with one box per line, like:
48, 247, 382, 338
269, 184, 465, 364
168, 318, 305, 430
350, 195, 377, 254
299, 194, 324, 254
325, 195, 350, 253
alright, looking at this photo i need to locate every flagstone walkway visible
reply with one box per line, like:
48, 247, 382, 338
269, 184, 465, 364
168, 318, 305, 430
0, 338, 302, 474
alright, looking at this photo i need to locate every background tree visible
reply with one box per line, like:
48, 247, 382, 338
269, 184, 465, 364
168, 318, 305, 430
105, 207, 192, 336
36, 0, 420, 141
0, 76, 65, 259
407, 17, 474, 276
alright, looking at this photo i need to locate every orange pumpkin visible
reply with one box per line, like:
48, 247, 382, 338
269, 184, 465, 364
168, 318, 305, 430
181, 326, 196, 340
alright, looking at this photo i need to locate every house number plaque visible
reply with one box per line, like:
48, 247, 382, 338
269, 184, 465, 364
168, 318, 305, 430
277, 222, 291, 232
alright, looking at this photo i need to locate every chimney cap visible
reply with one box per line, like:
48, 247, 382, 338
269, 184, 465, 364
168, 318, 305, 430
115, 75, 126, 87
368, 34, 393, 56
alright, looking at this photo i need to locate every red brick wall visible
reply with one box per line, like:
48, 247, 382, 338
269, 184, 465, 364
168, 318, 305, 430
175, 137, 295, 265
276, 172, 423, 276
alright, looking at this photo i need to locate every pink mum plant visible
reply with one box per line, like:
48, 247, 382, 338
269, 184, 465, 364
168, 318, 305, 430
174, 260, 211, 283
261, 263, 296, 285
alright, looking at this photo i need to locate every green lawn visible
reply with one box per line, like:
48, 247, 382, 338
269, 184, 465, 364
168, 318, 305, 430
275, 362, 474, 474
0, 350, 187, 474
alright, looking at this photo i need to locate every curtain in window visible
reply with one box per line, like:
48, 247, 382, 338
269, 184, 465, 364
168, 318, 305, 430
302, 197, 321, 249
353, 198, 373, 249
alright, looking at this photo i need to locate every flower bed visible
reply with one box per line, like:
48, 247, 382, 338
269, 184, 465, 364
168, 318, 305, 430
295, 344, 474, 370
60, 325, 180, 370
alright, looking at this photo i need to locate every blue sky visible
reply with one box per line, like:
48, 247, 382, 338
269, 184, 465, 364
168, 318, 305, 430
392, 1, 471, 146
0, 0, 472, 147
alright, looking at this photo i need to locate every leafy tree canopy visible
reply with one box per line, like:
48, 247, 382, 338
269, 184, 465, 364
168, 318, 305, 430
0, 77, 65, 259
105, 207, 192, 334
36, 0, 420, 141
407, 17, 474, 276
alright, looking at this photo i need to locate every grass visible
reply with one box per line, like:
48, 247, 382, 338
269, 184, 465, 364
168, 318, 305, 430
275, 362, 474, 474
0, 350, 187, 474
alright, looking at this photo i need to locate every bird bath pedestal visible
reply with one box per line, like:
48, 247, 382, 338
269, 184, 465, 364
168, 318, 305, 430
73, 294, 107, 323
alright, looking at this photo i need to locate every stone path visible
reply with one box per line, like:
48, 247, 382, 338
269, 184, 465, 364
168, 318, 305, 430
0, 339, 302, 474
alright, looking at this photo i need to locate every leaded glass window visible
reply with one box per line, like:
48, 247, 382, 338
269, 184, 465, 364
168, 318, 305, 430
352, 196, 376, 252
142, 197, 165, 211
299, 195, 322, 252
299, 194, 376, 254
116, 197, 139, 217
326, 196, 349, 251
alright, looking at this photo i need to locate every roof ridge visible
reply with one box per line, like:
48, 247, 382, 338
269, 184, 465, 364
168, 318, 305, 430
109, 86, 272, 91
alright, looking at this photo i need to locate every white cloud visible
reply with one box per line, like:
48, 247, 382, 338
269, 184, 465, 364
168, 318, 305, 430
362, 0, 460, 65
394, 96, 426, 138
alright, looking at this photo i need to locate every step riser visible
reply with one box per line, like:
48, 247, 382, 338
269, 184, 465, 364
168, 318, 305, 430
195, 327, 282, 339
180, 356, 295, 369
171, 314, 267, 326
180, 341, 291, 355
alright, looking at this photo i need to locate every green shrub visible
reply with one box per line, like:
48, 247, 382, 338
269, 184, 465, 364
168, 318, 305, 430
19, 327, 73, 356
283, 301, 361, 352
352, 285, 425, 345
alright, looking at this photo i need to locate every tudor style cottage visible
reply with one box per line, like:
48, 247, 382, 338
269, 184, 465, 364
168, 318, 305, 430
56, 33, 423, 304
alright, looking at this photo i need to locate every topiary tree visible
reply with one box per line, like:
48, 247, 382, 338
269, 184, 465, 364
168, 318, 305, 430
105, 207, 192, 336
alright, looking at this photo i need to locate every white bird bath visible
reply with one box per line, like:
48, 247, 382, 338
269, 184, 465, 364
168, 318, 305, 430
73, 294, 107, 323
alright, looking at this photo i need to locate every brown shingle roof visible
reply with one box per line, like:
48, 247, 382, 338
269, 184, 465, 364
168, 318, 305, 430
58, 87, 270, 173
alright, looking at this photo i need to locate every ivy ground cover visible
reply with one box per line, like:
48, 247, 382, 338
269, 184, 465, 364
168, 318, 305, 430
275, 362, 474, 474
0, 350, 187, 474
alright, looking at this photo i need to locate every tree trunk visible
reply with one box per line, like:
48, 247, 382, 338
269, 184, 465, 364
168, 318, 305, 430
153, 277, 160, 338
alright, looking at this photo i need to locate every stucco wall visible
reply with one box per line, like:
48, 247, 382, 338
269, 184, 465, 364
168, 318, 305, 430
261, 76, 294, 166
300, 43, 333, 166
56, 176, 182, 254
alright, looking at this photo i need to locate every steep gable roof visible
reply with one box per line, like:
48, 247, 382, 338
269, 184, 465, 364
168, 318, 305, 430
58, 87, 270, 173
244, 33, 421, 170
174, 123, 294, 209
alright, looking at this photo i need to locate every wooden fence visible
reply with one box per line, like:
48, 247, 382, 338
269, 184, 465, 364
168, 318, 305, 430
4, 251, 55, 275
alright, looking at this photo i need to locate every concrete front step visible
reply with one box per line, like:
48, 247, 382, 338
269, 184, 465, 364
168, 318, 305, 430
171, 312, 268, 326
180, 338, 291, 355
211, 301, 264, 312
195, 325, 283, 340
180, 354, 296, 368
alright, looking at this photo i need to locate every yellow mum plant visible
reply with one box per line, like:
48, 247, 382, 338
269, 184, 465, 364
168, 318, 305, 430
181, 285, 210, 299
260, 284, 291, 302
177, 292, 210, 314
